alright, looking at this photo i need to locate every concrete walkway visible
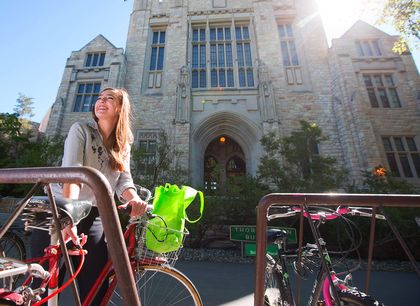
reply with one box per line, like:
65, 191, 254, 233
57, 260, 420, 305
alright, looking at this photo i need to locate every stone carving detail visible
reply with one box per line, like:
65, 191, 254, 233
175, 65, 190, 123
257, 60, 277, 122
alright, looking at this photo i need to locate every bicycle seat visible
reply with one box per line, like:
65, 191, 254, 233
25, 196, 92, 228
267, 229, 288, 244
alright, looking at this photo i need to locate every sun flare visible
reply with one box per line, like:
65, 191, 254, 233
316, 0, 384, 42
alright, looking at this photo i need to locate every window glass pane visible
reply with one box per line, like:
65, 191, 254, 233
278, 25, 285, 38
153, 32, 159, 44
225, 28, 231, 40
86, 83, 93, 93
367, 88, 379, 107
356, 41, 363, 56
211, 70, 218, 87
378, 89, 390, 107
200, 45, 206, 68
394, 137, 404, 151
374, 75, 383, 86
92, 54, 99, 66
372, 40, 381, 55
85, 54, 92, 67
192, 71, 198, 88
237, 44, 244, 67
411, 153, 420, 177
99, 53, 105, 66
382, 137, 393, 151
281, 42, 290, 66
244, 43, 252, 66
239, 69, 246, 87
219, 69, 226, 87
192, 45, 198, 68
399, 153, 413, 177
82, 96, 91, 112
384, 75, 394, 86
210, 28, 216, 41
247, 68, 254, 87
406, 137, 417, 151
363, 75, 372, 86
388, 88, 401, 107
289, 41, 299, 65
78, 84, 85, 93
226, 44, 233, 67
159, 31, 165, 43
193, 29, 198, 42
200, 29, 205, 41
218, 44, 225, 66
362, 41, 373, 56
235, 27, 241, 40
386, 153, 400, 177
242, 26, 249, 39
74, 96, 82, 112
210, 45, 217, 67
157, 47, 165, 70
150, 47, 157, 70
227, 70, 234, 87
199, 70, 206, 88
217, 28, 223, 40
285, 24, 293, 37
94, 83, 101, 93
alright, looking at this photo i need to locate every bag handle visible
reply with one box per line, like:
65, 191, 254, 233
183, 187, 204, 223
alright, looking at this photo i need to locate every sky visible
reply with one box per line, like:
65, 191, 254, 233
1, 0, 418, 123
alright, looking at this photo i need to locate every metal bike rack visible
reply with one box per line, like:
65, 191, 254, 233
254, 193, 420, 306
0, 166, 142, 306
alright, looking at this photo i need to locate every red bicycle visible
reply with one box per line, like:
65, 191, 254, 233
0, 186, 202, 306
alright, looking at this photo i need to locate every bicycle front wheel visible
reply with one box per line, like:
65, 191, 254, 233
107, 264, 202, 306
264, 254, 292, 306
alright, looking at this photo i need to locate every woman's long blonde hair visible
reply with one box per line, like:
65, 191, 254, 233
92, 87, 134, 172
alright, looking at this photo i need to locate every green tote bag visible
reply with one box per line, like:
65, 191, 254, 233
145, 184, 204, 253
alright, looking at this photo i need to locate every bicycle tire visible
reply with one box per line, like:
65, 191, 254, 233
0, 232, 26, 261
0, 232, 27, 291
107, 263, 203, 306
264, 254, 293, 306
330, 289, 385, 306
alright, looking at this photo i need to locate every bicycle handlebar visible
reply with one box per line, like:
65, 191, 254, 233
267, 205, 386, 221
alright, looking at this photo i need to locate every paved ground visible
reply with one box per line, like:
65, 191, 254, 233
58, 260, 420, 305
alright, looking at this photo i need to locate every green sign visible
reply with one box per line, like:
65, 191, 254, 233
245, 243, 277, 256
229, 225, 297, 244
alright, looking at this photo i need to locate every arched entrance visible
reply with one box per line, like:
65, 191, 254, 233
204, 136, 246, 191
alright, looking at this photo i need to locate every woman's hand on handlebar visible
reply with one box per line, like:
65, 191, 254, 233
119, 197, 148, 218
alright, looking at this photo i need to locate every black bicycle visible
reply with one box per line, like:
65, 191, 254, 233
264, 205, 386, 306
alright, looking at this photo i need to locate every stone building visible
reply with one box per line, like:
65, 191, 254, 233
45, 0, 420, 189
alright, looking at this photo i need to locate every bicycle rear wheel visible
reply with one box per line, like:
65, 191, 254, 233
264, 254, 292, 306
107, 264, 202, 306
0, 232, 26, 261
330, 289, 385, 306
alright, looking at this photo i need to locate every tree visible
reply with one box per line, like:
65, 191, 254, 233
258, 121, 346, 192
378, 0, 419, 53
131, 130, 188, 189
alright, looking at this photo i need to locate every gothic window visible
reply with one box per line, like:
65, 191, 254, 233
192, 28, 207, 88
382, 136, 420, 178
363, 74, 401, 108
85, 52, 105, 67
278, 24, 302, 85
355, 40, 382, 57
148, 30, 166, 88
134, 130, 159, 176
73, 82, 101, 112
191, 22, 255, 89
